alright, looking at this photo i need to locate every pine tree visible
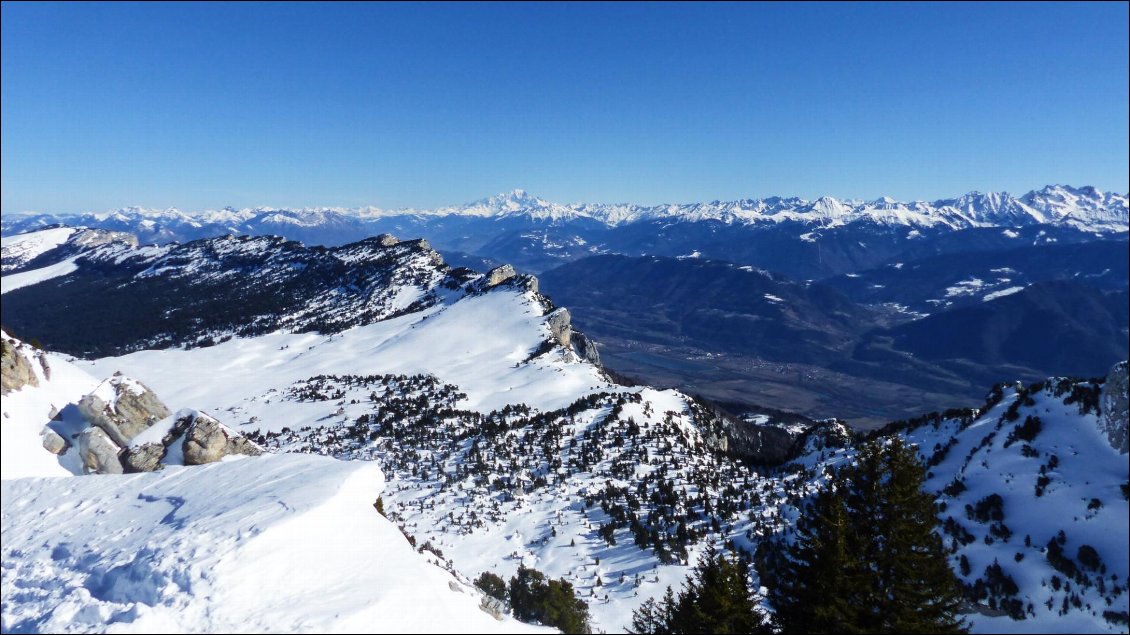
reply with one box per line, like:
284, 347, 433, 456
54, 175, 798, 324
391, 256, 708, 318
769, 487, 861, 633
769, 438, 967, 633
863, 437, 966, 633
509, 565, 592, 634
631, 546, 770, 634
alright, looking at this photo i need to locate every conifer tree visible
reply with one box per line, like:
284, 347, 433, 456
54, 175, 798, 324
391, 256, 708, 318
509, 565, 592, 634
631, 546, 769, 634
769, 487, 861, 633
769, 438, 967, 633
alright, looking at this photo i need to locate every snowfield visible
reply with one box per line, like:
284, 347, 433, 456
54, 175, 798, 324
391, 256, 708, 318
81, 288, 612, 418
0, 256, 79, 294
0, 226, 77, 272
1, 454, 548, 634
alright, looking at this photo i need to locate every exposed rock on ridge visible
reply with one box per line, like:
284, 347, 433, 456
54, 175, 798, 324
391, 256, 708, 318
1, 336, 40, 396
1100, 360, 1129, 454
76, 375, 172, 447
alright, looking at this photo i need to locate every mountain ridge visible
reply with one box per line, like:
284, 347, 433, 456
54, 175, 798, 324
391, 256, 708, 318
4, 184, 1126, 232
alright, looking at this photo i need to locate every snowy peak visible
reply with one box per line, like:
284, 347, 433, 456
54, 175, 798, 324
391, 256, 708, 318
439, 188, 586, 222
5, 185, 1125, 234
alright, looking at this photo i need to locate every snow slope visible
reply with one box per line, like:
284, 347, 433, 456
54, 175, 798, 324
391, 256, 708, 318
1, 257, 80, 294
911, 382, 1129, 633
81, 287, 610, 417
0, 226, 76, 272
75, 299, 1130, 633
783, 378, 1130, 633
76, 294, 756, 632
0, 453, 548, 634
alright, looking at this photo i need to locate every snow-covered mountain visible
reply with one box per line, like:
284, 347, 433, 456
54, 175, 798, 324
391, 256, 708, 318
2, 224, 1127, 633
4, 185, 1126, 231
3, 185, 1125, 278
8, 322, 1124, 632
1, 230, 605, 364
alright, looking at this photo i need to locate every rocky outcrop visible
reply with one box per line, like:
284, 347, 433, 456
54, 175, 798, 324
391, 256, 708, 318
1, 337, 40, 395
77, 376, 172, 447
181, 412, 263, 465
115, 410, 262, 472
485, 264, 517, 287
77, 427, 123, 475
375, 233, 399, 246
183, 416, 228, 464
546, 308, 572, 348
71, 228, 138, 250
120, 442, 166, 473
572, 331, 601, 366
1100, 361, 1129, 454
517, 274, 539, 294
40, 426, 69, 455
479, 596, 506, 621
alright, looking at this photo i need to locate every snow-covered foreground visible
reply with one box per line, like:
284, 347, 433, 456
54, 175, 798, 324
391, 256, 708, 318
1, 453, 548, 634
73, 308, 1130, 633
75, 294, 743, 632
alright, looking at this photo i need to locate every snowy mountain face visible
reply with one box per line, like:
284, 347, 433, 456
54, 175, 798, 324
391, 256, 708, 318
5, 185, 1125, 232
755, 366, 1130, 633
1, 233, 533, 357
877, 368, 1129, 631
3, 185, 1125, 278
2, 222, 1127, 633
56, 328, 1130, 633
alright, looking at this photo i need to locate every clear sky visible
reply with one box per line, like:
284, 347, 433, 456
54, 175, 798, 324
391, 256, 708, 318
2, 2, 1127, 213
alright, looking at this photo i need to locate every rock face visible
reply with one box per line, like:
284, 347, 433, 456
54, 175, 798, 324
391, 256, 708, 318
479, 596, 506, 621
1100, 361, 1129, 454
120, 442, 166, 473
546, 308, 572, 348
375, 233, 399, 246
182, 412, 263, 465
77, 427, 123, 475
485, 264, 517, 287
518, 274, 539, 294
1, 337, 40, 395
40, 427, 69, 455
183, 416, 229, 465
116, 410, 263, 472
572, 331, 601, 366
71, 227, 138, 250
725, 422, 803, 465
77, 376, 172, 447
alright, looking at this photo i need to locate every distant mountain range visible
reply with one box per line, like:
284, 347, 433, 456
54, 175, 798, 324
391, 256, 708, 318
5, 184, 1127, 230
4, 185, 1127, 278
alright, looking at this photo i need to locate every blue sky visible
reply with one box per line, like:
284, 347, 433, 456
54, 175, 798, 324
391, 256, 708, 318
2, 2, 1127, 213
